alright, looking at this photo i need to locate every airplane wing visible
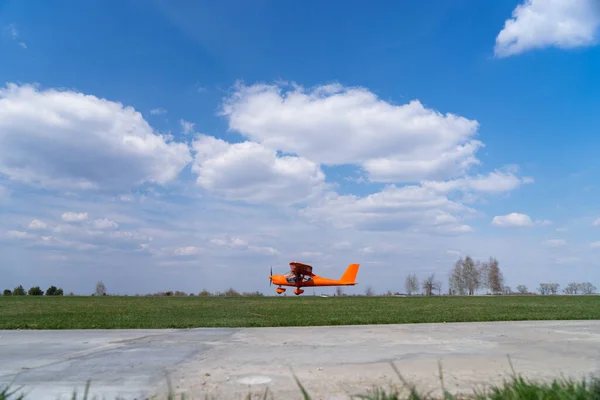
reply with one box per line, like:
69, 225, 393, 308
290, 261, 313, 276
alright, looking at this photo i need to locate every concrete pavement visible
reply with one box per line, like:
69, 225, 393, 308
1, 321, 600, 399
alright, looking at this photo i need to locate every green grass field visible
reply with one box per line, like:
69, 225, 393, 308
1, 295, 599, 329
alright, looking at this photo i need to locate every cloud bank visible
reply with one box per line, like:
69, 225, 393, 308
495, 0, 600, 57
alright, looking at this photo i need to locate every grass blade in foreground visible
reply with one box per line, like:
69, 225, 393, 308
2, 373, 600, 400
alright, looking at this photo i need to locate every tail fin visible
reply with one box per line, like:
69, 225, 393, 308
340, 263, 360, 283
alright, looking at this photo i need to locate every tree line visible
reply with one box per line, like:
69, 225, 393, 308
401, 256, 597, 296
4, 285, 65, 296
4, 268, 598, 297
2, 281, 264, 297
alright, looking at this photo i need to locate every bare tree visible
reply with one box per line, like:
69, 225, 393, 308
462, 256, 480, 295
487, 257, 504, 294
480, 262, 491, 294
580, 282, 597, 295
95, 281, 106, 296
563, 282, 580, 295
449, 258, 466, 295
335, 287, 344, 296
404, 273, 419, 295
516, 285, 528, 294
538, 283, 560, 295
422, 273, 441, 296
503, 286, 512, 294
364, 286, 374, 296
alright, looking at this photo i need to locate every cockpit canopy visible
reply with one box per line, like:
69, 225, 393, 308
285, 273, 313, 283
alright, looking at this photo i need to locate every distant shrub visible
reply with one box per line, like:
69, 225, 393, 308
152, 291, 194, 296
152, 291, 178, 296
224, 288, 241, 297
45, 286, 64, 296
13, 285, 25, 296
28, 286, 43, 296
242, 291, 264, 296
3, 289, 11, 296
198, 289, 212, 296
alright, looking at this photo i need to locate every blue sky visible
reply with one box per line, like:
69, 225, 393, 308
1, 0, 599, 295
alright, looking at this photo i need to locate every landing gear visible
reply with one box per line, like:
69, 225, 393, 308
276, 287, 286, 294
294, 288, 304, 295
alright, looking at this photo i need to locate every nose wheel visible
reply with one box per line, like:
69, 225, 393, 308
276, 287, 286, 294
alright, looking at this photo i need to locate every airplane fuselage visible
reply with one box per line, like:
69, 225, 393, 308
269, 263, 360, 295
270, 274, 356, 287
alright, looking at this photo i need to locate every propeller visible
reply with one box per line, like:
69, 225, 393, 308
269, 266, 273, 286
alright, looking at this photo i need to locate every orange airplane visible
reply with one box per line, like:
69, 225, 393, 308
269, 261, 360, 295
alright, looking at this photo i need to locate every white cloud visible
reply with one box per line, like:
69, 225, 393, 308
0, 80, 542, 295
180, 119, 195, 134
221, 82, 481, 183
593, 218, 600, 227
150, 108, 167, 115
0, 83, 192, 191
299, 251, 323, 257
249, 245, 279, 255
421, 169, 531, 194
28, 219, 48, 230
590, 241, 600, 249
62, 212, 88, 222
91, 218, 119, 230
210, 236, 249, 248
332, 241, 352, 250
3, 24, 27, 49
5, 228, 101, 251
209, 235, 279, 255
491, 213, 533, 228
6, 230, 35, 239
174, 246, 201, 256
5, 24, 18, 39
301, 184, 475, 235
108, 230, 150, 241
495, 0, 600, 57
191, 134, 326, 205
359, 244, 415, 255
5, 210, 152, 254
542, 239, 567, 247
44, 253, 68, 261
